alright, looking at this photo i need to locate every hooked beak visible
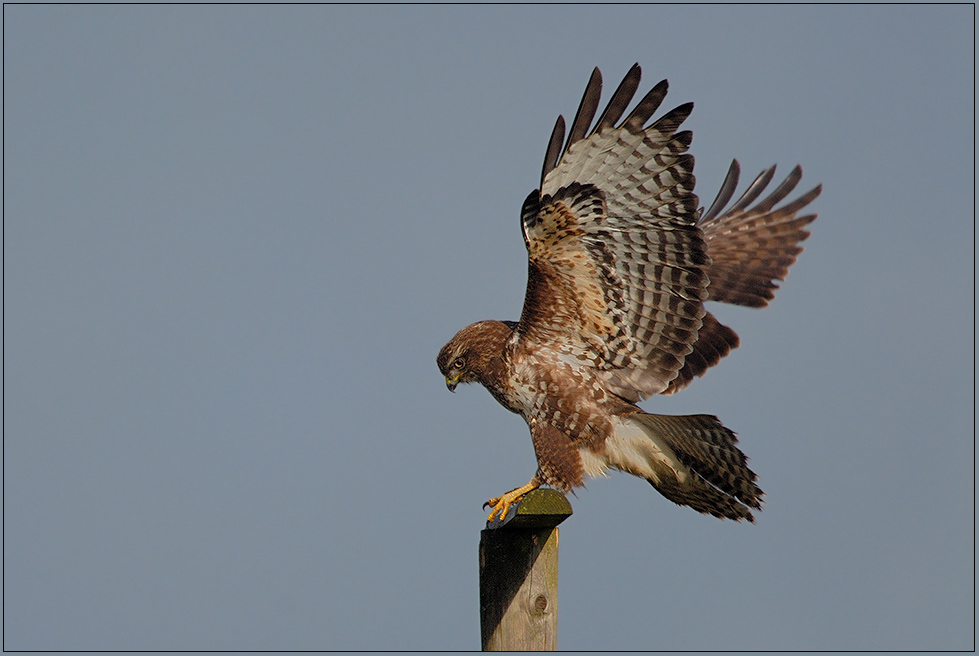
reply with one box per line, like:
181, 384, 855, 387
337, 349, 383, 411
445, 375, 460, 393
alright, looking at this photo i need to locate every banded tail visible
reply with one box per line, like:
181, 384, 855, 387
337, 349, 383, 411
602, 412, 763, 521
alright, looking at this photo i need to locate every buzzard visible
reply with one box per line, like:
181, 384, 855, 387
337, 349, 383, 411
437, 65, 820, 522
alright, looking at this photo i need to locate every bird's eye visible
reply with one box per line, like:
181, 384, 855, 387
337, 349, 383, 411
453, 357, 465, 370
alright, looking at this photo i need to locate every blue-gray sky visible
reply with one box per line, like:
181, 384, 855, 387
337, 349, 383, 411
4, 5, 973, 651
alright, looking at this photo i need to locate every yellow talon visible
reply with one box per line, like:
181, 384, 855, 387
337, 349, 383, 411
484, 481, 540, 522
485, 494, 519, 523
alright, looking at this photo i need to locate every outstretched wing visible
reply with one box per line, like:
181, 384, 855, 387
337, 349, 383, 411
663, 161, 822, 394
513, 64, 708, 402
699, 159, 822, 308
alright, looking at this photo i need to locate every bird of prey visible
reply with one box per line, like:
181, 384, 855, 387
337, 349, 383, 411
437, 64, 820, 523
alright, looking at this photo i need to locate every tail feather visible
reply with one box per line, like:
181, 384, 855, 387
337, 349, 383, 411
611, 412, 763, 521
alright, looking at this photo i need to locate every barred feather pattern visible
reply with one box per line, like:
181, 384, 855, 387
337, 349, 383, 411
656, 160, 822, 393
436, 65, 819, 522
664, 311, 740, 395
515, 64, 708, 402
699, 159, 822, 308
629, 412, 763, 519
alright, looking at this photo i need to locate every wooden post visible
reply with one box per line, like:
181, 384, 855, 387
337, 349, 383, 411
479, 489, 572, 651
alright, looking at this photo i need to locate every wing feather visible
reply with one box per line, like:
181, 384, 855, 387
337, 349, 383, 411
623, 79, 670, 132
541, 115, 566, 182
700, 159, 741, 224
564, 67, 603, 153
591, 63, 642, 136
663, 312, 740, 395
699, 162, 822, 307
515, 65, 707, 402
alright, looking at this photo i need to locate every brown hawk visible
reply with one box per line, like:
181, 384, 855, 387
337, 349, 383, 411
437, 64, 820, 523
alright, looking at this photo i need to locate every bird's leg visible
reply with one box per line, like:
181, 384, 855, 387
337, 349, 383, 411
484, 480, 540, 523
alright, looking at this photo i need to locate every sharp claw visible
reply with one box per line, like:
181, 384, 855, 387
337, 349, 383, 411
483, 497, 501, 520
484, 484, 538, 523
484, 495, 516, 523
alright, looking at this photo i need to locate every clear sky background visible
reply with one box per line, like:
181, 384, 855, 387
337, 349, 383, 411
4, 5, 974, 651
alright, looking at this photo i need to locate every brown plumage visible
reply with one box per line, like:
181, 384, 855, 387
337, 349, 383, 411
437, 64, 820, 522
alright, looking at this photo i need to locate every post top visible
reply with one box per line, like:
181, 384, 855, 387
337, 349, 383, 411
485, 488, 573, 530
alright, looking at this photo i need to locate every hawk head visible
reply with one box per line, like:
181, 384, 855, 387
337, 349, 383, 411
437, 320, 514, 392
437, 340, 471, 392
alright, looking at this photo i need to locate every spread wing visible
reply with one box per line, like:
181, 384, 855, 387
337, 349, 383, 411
512, 64, 709, 402
699, 159, 822, 308
663, 160, 822, 394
